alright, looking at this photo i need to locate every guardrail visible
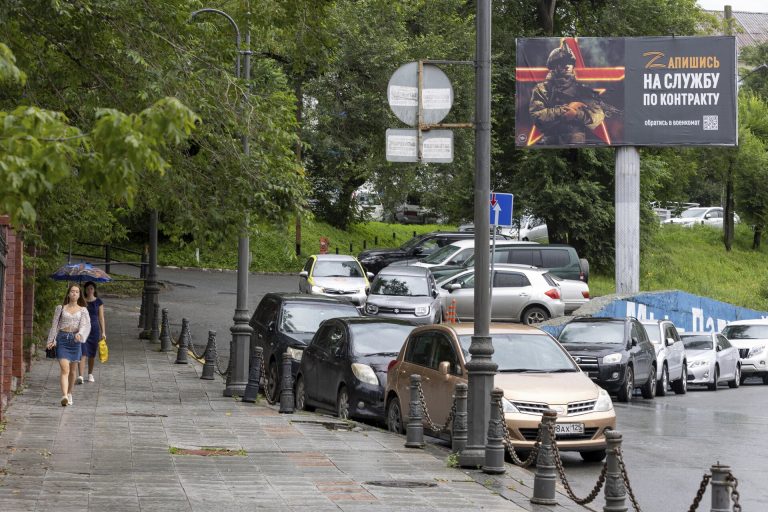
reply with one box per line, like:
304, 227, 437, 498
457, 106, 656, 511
66, 241, 146, 277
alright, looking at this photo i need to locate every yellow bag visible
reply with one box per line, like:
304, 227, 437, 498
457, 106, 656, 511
98, 338, 109, 363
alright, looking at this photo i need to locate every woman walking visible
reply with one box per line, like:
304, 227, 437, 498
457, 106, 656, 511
78, 281, 105, 384
46, 284, 90, 406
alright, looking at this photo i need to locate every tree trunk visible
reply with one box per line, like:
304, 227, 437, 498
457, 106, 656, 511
295, 80, 303, 257
537, 0, 556, 35
754, 226, 763, 250
723, 157, 734, 251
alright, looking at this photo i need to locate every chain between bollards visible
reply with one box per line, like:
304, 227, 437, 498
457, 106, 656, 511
200, 331, 217, 380
159, 308, 172, 352
278, 352, 294, 413
405, 374, 425, 448
242, 347, 262, 402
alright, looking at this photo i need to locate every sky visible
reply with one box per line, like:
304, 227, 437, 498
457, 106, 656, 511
697, 0, 766, 12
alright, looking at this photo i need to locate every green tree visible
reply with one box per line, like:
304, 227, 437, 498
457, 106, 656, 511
740, 42, 768, 100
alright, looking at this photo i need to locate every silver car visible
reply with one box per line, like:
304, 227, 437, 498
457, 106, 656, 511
640, 320, 687, 395
298, 254, 372, 306
364, 266, 442, 324
721, 319, 768, 385
550, 274, 590, 314
436, 264, 565, 324
680, 332, 741, 391
662, 206, 740, 228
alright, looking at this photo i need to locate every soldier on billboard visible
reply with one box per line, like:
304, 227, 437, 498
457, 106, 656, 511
529, 42, 615, 145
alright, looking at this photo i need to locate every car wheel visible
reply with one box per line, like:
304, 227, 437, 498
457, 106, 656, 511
266, 360, 279, 402
641, 365, 657, 399
295, 375, 314, 412
522, 306, 549, 325
728, 365, 740, 389
740, 374, 748, 385
656, 364, 669, 397
617, 366, 634, 403
672, 363, 687, 394
386, 395, 404, 434
580, 450, 606, 462
707, 366, 719, 391
337, 386, 350, 420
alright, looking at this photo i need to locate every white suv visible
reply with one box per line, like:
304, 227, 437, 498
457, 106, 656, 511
722, 319, 768, 385
640, 320, 688, 395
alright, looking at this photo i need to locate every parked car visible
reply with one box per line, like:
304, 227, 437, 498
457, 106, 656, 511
388, 238, 476, 270
364, 266, 442, 324
503, 215, 549, 243
722, 319, 768, 385
662, 206, 740, 228
436, 264, 565, 324
298, 254, 373, 306
680, 332, 741, 390
357, 231, 476, 275
558, 317, 657, 402
430, 241, 589, 283
249, 293, 361, 400
295, 317, 417, 421
640, 320, 688, 395
385, 323, 616, 462
550, 274, 590, 314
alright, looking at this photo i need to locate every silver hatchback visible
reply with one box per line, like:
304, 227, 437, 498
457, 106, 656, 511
363, 266, 442, 325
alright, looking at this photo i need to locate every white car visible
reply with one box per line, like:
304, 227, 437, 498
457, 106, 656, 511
640, 320, 688, 395
680, 332, 741, 390
721, 319, 768, 385
550, 274, 590, 314
298, 254, 372, 306
662, 207, 740, 228
500, 215, 549, 242
436, 264, 565, 324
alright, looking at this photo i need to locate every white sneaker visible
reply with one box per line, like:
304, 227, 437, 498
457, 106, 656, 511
61, 396, 69, 406
67, 394, 73, 406
76, 376, 84, 385
87, 374, 95, 383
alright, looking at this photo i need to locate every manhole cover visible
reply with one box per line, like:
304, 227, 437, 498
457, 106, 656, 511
111, 412, 168, 418
365, 481, 437, 488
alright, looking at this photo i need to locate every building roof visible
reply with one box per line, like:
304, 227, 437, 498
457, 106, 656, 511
706, 10, 768, 51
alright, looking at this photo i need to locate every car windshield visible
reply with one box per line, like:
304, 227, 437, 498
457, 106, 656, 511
371, 275, 429, 296
350, 323, 415, 356
459, 334, 577, 372
280, 303, 359, 334
682, 336, 713, 350
680, 208, 708, 219
313, 260, 363, 278
558, 321, 625, 345
421, 244, 460, 264
642, 324, 661, 344
722, 325, 768, 340
400, 235, 427, 252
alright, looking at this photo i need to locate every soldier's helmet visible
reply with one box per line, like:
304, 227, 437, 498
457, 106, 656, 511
546, 42, 576, 70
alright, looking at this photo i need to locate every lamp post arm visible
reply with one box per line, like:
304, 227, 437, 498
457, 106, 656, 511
190, 8, 242, 78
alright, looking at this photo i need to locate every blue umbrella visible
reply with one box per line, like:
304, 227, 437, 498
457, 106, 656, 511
50, 262, 112, 283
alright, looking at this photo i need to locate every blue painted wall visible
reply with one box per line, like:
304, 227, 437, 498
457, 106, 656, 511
541, 290, 768, 338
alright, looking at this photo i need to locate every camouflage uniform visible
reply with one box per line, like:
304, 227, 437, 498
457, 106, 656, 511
529, 43, 606, 145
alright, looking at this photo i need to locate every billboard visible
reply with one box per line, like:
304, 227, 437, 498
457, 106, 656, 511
515, 36, 737, 147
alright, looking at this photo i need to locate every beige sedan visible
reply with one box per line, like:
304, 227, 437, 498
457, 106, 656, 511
385, 323, 616, 462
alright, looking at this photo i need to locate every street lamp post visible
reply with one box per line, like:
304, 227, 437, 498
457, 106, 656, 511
190, 8, 253, 397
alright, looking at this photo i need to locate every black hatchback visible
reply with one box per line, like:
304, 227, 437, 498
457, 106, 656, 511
250, 293, 361, 401
295, 317, 418, 421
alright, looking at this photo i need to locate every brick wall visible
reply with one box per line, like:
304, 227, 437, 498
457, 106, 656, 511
0, 216, 26, 422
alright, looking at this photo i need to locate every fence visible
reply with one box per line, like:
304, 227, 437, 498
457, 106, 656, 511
66, 241, 147, 278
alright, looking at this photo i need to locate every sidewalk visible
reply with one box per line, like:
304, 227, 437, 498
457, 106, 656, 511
0, 299, 592, 512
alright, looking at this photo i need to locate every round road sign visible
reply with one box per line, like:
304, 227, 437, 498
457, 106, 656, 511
387, 62, 454, 127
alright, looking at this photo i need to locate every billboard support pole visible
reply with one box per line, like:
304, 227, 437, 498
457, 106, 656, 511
615, 146, 640, 294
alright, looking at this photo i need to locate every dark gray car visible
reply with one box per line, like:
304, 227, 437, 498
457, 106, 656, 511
363, 266, 442, 325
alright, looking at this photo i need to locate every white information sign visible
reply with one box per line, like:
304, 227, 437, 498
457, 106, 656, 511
386, 129, 454, 163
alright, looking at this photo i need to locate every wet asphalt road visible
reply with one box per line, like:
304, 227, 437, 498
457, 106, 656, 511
108, 266, 767, 510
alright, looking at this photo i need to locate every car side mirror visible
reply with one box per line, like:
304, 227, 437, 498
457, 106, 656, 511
432, 289, 439, 299
666, 337, 675, 347
704, 213, 711, 219
716, 345, 722, 352
366, 272, 374, 280
412, 247, 424, 255
630, 337, 639, 348
299, 271, 308, 278
267, 321, 276, 333
438, 361, 451, 376
449, 283, 461, 292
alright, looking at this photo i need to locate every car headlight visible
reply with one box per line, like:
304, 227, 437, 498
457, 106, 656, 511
311, 285, 325, 293
593, 388, 614, 412
351, 363, 379, 385
689, 359, 709, 368
414, 305, 430, 317
748, 345, 766, 358
286, 347, 303, 362
365, 303, 378, 314
602, 353, 622, 364
501, 397, 519, 414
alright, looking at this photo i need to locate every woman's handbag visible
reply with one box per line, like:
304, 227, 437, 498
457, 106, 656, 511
98, 337, 108, 363
46, 345, 57, 359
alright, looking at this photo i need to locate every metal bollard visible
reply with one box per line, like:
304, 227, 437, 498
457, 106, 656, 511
159, 308, 172, 352
174, 318, 189, 364
279, 352, 295, 413
405, 374, 425, 448
150, 302, 160, 343
603, 430, 628, 512
483, 388, 506, 474
138, 288, 146, 329
452, 383, 468, 453
710, 463, 732, 512
531, 409, 559, 505
200, 331, 217, 380
242, 347, 263, 402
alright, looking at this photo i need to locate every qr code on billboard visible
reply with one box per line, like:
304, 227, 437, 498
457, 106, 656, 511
703, 115, 718, 131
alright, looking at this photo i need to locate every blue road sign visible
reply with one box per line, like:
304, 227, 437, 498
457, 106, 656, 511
489, 192, 514, 227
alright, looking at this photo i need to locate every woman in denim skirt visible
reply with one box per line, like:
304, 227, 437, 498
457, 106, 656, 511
46, 284, 91, 406
77, 281, 105, 384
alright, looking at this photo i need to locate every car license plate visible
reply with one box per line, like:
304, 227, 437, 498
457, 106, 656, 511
554, 423, 584, 436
